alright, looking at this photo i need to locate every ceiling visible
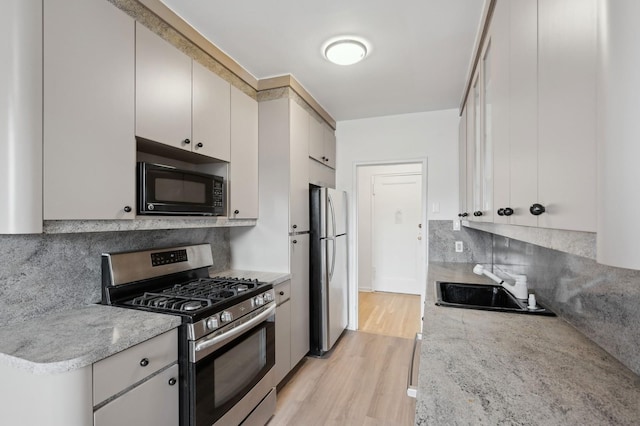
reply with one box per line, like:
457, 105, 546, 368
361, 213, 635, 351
159, 0, 485, 122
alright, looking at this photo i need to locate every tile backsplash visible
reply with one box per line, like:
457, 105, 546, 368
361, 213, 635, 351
429, 219, 640, 377
0, 228, 229, 327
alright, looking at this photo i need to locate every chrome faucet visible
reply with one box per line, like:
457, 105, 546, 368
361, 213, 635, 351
473, 264, 529, 300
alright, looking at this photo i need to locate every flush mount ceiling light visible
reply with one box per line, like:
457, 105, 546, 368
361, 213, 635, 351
324, 39, 368, 66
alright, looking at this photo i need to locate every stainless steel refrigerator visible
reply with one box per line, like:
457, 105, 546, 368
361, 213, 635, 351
309, 185, 348, 356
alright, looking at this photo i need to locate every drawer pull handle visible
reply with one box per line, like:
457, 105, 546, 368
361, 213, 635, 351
168, 377, 177, 386
140, 358, 149, 367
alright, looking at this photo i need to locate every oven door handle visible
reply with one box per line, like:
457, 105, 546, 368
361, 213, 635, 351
194, 304, 276, 355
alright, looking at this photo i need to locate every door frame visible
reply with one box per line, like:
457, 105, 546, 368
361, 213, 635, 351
351, 158, 428, 331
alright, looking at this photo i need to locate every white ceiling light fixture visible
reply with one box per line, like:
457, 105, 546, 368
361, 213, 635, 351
324, 38, 369, 66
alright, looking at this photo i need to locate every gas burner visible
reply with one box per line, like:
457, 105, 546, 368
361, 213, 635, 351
127, 292, 212, 313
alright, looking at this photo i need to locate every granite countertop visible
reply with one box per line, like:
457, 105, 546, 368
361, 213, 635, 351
0, 305, 181, 375
210, 268, 290, 286
415, 262, 640, 425
0, 270, 288, 376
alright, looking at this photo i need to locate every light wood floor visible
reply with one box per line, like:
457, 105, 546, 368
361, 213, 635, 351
270, 331, 416, 426
358, 291, 422, 339
270, 291, 420, 425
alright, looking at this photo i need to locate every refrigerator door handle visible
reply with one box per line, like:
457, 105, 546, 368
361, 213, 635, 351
327, 194, 337, 282
329, 237, 336, 283
328, 193, 337, 238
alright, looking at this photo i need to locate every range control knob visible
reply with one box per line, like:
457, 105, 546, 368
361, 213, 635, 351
206, 316, 219, 330
263, 292, 274, 303
220, 311, 233, 323
253, 296, 265, 306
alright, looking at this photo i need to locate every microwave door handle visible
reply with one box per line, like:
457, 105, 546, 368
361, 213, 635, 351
193, 304, 276, 361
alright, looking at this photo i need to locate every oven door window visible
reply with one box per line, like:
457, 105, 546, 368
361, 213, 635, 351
195, 320, 275, 426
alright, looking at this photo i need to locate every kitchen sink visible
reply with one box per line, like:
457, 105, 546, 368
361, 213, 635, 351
435, 281, 555, 316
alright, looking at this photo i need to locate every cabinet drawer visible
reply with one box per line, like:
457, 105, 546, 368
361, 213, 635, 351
275, 280, 291, 305
94, 363, 179, 426
93, 329, 177, 405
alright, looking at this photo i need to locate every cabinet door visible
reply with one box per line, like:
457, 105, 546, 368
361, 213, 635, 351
470, 72, 483, 220
275, 298, 292, 385
136, 23, 192, 150
289, 101, 310, 231
94, 364, 179, 426
192, 60, 231, 161
537, 0, 597, 232
323, 124, 337, 169
489, 0, 511, 224
229, 86, 259, 219
290, 234, 310, 366
509, 0, 538, 227
458, 106, 467, 218
43, 0, 135, 220
308, 114, 324, 163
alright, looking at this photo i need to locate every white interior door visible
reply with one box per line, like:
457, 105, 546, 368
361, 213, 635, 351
372, 173, 423, 295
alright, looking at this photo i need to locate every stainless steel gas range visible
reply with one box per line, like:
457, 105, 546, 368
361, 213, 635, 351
101, 244, 276, 426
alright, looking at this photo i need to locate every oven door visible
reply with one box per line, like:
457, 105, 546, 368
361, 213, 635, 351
188, 306, 276, 426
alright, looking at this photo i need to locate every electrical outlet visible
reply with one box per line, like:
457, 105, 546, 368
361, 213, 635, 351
455, 241, 463, 253
453, 220, 461, 231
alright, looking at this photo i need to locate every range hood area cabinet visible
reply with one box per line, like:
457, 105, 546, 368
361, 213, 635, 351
135, 23, 231, 162
43, 0, 136, 221
459, 0, 597, 233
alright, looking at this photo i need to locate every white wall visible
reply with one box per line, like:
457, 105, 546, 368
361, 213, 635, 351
357, 163, 423, 292
336, 108, 460, 329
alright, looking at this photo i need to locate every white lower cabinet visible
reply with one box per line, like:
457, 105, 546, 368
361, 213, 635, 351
274, 280, 292, 385
94, 363, 179, 426
290, 234, 310, 367
93, 329, 179, 426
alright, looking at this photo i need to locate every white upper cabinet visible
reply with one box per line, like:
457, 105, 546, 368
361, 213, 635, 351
537, 0, 597, 232
489, 0, 511, 225
323, 124, 337, 169
44, 0, 135, 220
135, 23, 192, 151
458, 106, 468, 219
508, 0, 538, 227
308, 114, 336, 169
229, 86, 259, 219
289, 101, 310, 232
136, 24, 232, 162
308, 115, 324, 163
192, 60, 231, 161
463, 0, 597, 232
597, 0, 640, 270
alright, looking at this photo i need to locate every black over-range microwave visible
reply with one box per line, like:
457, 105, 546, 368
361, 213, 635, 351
137, 162, 224, 216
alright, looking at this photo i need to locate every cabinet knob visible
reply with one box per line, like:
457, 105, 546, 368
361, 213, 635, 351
473, 211, 483, 217
461, 212, 468, 217
168, 377, 177, 386
140, 358, 149, 367
123, 206, 132, 213
325, 158, 329, 162
322, 156, 326, 160
292, 224, 297, 229
530, 203, 546, 216
196, 142, 203, 148
292, 239, 297, 244
503, 207, 514, 216
183, 138, 191, 145
234, 209, 240, 215
279, 291, 285, 296
497, 208, 505, 216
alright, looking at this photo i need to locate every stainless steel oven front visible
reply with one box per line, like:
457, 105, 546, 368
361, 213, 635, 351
183, 304, 276, 426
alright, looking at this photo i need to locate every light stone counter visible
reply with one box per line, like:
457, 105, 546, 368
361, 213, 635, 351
210, 268, 291, 286
0, 304, 181, 374
415, 262, 640, 425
